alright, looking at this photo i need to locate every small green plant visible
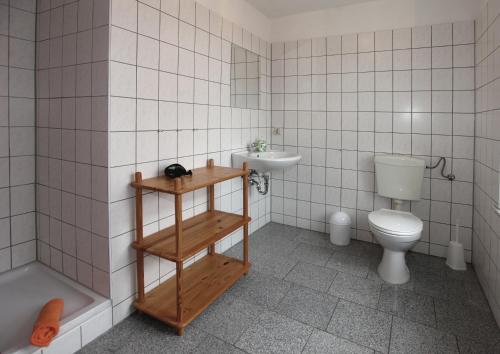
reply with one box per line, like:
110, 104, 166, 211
252, 138, 267, 152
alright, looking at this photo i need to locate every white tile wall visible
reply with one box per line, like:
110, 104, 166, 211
0, 0, 37, 273
271, 21, 476, 260
36, 0, 111, 297
474, 0, 500, 325
37, 304, 113, 354
5, 0, 487, 334
107, 0, 271, 324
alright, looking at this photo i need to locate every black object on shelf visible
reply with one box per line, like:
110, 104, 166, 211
164, 164, 193, 178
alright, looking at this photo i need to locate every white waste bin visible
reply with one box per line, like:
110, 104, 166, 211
330, 212, 351, 246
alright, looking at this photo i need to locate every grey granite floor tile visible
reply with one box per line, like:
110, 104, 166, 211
389, 316, 458, 354
252, 223, 301, 239
329, 272, 382, 308
327, 300, 392, 353
80, 223, 499, 354
251, 252, 299, 279
456, 337, 500, 354
191, 294, 264, 344
325, 252, 370, 278
275, 285, 339, 330
224, 242, 259, 263
413, 271, 448, 299
295, 229, 339, 249
115, 315, 208, 354
227, 271, 292, 309
256, 222, 302, 240
224, 239, 272, 264
284, 262, 337, 292
445, 277, 490, 310
249, 231, 297, 246
189, 335, 246, 354
235, 310, 314, 354
336, 240, 383, 259
288, 243, 335, 266
434, 298, 500, 347
377, 286, 436, 327
406, 252, 446, 276
444, 264, 477, 282
303, 329, 374, 354
249, 233, 300, 257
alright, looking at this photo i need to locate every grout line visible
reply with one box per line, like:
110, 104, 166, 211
7, 0, 12, 270
134, 0, 139, 290
355, 33, 360, 240
156, 0, 162, 283
387, 314, 394, 353
471, 16, 477, 268
33, 0, 39, 266
449, 23, 454, 244
339, 37, 343, 217
429, 26, 435, 253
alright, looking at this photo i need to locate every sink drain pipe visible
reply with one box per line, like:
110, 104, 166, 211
248, 170, 270, 195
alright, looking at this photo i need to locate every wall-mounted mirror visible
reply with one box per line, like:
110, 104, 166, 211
230, 44, 259, 110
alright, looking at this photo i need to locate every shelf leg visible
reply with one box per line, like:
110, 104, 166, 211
242, 162, 249, 268
176, 260, 183, 326
174, 193, 183, 328
175, 193, 183, 259
136, 250, 145, 302
208, 183, 215, 255
177, 327, 185, 336
135, 172, 145, 303
207, 159, 216, 255
243, 224, 249, 275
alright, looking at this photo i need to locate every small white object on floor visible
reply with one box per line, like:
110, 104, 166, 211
330, 211, 351, 246
446, 220, 467, 271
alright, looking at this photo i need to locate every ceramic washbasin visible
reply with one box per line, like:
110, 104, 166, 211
232, 150, 302, 173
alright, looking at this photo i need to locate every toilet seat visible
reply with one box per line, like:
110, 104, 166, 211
368, 209, 423, 236
370, 224, 421, 239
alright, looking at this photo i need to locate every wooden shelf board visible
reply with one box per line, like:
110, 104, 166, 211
132, 166, 247, 194
132, 210, 250, 262
134, 254, 249, 330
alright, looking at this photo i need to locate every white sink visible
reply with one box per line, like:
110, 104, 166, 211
232, 150, 302, 173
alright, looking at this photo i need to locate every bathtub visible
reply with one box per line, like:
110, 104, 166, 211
0, 262, 112, 354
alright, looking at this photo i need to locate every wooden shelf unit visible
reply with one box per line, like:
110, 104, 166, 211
132, 165, 247, 194
132, 159, 250, 335
134, 254, 249, 329
132, 210, 249, 262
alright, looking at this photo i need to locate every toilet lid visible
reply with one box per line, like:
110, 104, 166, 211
368, 209, 423, 235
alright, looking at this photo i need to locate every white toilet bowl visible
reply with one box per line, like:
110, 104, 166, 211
368, 209, 423, 284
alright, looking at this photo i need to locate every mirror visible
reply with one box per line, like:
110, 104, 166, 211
230, 44, 259, 110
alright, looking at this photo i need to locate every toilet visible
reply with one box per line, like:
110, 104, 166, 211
368, 155, 425, 284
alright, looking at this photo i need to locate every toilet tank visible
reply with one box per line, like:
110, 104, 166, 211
374, 155, 425, 201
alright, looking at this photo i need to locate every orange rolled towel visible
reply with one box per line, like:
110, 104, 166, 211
30, 298, 64, 347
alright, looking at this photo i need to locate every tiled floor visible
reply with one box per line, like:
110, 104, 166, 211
79, 223, 500, 353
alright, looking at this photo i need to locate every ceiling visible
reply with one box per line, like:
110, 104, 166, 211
245, 0, 380, 18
